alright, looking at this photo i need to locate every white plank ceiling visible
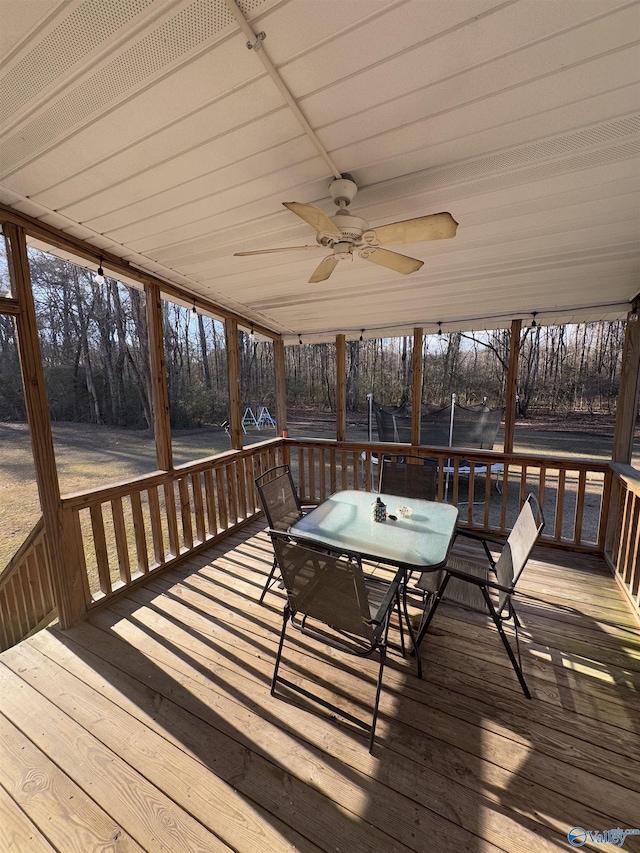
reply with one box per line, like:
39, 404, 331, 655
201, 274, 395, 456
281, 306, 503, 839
0, 0, 638, 342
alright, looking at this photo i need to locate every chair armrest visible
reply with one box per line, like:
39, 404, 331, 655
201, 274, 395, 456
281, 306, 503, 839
455, 529, 504, 548
445, 565, 513, 596
453, 529, 503, 569
369, 567, 405, 642
285, 531, 364, 565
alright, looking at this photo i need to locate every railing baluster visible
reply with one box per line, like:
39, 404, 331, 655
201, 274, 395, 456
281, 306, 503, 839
538, 466, 547, 522
555, 469, 566, 542
466, 463, 475, 524
178, 476, 193, 550
22, 554, 39, 626
573, 470, 587, 545
192, 471, 205, 544
499, 462, 509, 533
203, 469, 217, 537
130, 491, 149, 574
90, 504, 111, 595
10, 574, 28, 638
111, 497, 131, 586
147, 485, 165, 567
483, 467, 491, 528
319, 448, 327, 500
164, 480, 180, 558
450, 457, 459, 507
298, 447, 305, 500
617, 489, 633, 579
236, 457, 248, 520
227, 463, 239, 525
519, 465, 528, 509
330, 448, 337, 494
0, 590, 14, 649
215, 466, 228, 529
4, 582, 21, 646
308, 448, 316, 502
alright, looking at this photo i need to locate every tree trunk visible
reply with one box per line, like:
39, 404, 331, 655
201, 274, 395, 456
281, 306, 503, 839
197, 313, 212, 390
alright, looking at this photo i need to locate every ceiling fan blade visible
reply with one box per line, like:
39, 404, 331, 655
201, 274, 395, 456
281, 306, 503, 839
309, 256, 339, 283
373, 212, 458, 245
283, 202, 341, 235
234, 245, 321, 256
364, 248, 423, 275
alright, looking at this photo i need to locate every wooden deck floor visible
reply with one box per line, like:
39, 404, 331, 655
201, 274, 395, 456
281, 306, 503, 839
1, 521, 639, 853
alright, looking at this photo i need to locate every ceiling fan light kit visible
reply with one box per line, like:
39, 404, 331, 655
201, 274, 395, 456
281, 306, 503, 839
235, 174, 458, 283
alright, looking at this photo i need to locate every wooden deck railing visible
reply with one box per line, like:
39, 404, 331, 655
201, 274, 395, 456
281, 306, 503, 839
0, 517, 55, 652
0, 435, 625, 648
284, 438, 613, 552
59, 438, 285, 610
605, 463, 640, 619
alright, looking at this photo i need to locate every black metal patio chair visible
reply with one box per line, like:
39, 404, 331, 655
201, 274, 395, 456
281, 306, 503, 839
255, 465, 305, 603
379, 454, 437, 500
269, 530, 408, 752
414, 494, 545, 697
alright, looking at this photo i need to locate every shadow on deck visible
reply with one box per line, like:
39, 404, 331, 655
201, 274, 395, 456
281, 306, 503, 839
1, 519, 639, 852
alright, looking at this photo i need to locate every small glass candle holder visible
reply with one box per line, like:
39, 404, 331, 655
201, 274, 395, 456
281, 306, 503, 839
396, 505, 412, 518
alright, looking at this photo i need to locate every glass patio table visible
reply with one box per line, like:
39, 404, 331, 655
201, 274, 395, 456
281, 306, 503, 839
289, 490, 459, 677
289, 489, 459, 572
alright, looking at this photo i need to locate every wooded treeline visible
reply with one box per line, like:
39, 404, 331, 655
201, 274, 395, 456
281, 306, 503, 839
0, 250, 628, 428
285, 326, 625, 416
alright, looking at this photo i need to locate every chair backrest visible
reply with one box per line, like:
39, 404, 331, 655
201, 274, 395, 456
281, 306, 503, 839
255, 465, 302, 531
270, 532, 374, 641
380, 456, 437, 500
495, 494, 545, 612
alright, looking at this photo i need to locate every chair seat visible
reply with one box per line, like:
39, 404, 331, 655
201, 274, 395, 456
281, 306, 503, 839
416, 554, 488, 611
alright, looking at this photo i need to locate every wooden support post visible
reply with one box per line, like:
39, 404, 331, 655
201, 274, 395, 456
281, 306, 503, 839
411, 327, 424, 446
144, 282, 173, 470
612, 307, 640, 464
273, 337, 287, 435
503, 318, 522, 454
336, 334, 346, 442
605, 306, 640, 555
4, 223, 86, 628
225, 318, 243, 449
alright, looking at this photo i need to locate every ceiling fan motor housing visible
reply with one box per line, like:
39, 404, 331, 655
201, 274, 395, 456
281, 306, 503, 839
329, 176, 358, 206
332, 241, 353, 259
330, 209, 369, 241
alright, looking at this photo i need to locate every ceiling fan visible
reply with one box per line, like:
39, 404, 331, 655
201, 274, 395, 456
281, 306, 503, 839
234, 174, 458, 283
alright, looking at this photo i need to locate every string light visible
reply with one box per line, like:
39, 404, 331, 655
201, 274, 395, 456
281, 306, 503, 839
95, 257, 105, 285
192, 297, 197, 315
437, 322, 442, 337
629, 299, 639, 323
249, 324, 255, 340
298, 333, 302, 345
531, 311, 538, 328
359, 329, 364, 342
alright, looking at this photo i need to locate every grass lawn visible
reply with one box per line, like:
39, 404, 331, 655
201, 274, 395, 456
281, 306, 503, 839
1, 414, 638, 569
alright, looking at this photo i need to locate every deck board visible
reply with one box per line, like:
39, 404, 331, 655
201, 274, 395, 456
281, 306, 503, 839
1, 520, 639, 853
